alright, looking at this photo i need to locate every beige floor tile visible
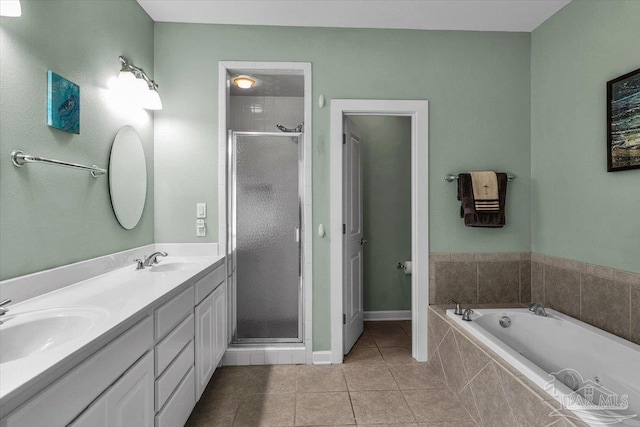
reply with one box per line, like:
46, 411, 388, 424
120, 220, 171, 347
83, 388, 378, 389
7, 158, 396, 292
379, 346, 418, 365
389, 365, 446, 390
343, 346, 385, 366
244, 365, 298, 394
185, 393, 240, 427
206, 366, 249, 395
297, 365, 347, 392
343, 365, 398, 391
370, 330, 412, 348
365, 321, 404, 331
353, 331, 377, 348
350, 391, 416, 424
402, 389, 470, 423
359, 424, 418, 427
399, 320, 412, 336
233, 393, 295, 426
295, 392, 355, 426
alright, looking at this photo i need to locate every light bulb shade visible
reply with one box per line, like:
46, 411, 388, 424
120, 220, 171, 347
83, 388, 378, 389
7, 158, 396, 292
233, 76, 255, 89
143, 88, 163, 110
0, 0, 22, 17
116, 69, 147, 92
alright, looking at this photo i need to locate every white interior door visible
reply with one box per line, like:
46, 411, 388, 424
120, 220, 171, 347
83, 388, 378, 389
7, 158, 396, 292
343, 118, 364, 355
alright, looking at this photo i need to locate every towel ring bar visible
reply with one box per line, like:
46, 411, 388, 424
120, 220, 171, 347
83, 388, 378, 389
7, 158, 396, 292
445, 173, 515, 183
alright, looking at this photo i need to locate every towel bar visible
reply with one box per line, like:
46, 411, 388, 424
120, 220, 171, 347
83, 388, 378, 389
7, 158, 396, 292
11, 150, 106, 178
445, 173, 515, 183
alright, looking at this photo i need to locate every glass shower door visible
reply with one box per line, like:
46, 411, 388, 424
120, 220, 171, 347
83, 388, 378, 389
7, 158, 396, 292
232, 132, 302, 343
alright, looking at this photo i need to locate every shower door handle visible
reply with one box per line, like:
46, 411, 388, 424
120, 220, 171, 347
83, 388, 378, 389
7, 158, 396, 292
294, 227, 300, 242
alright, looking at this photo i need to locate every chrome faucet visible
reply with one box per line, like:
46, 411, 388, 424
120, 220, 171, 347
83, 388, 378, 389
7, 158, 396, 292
0, 298, 12, 325
529, 302, 548, 317
451, 299, 464, 315
461, 309, 474, 321
143, 251, 168, 267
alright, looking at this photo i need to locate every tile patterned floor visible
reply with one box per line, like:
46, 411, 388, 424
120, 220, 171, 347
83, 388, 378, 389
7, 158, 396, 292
186, 321, 475, 426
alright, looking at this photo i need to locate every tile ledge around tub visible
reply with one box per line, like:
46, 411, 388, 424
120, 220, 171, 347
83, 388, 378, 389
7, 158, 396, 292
531, 253, 640, 287
428, 305, 587, 426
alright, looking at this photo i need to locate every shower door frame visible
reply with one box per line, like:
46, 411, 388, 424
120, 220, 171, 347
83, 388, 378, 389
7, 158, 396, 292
218, 62, 313, 360
229, 131, 304, 344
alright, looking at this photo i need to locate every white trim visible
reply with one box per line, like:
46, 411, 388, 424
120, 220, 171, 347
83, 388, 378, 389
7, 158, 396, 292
218, 61, 313, 360
312, 351, 333, 365
363, 310, 412, 321
330, 99, 430, 364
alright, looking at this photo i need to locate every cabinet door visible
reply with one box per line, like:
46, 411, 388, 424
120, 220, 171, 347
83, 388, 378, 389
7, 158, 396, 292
105, 351, 154, 427
213, 282, 227, 365
195, 291, 215, 400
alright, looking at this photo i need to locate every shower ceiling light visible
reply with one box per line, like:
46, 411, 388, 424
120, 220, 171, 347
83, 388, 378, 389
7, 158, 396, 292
233, 76, 255, 89
0, 0, 22, 17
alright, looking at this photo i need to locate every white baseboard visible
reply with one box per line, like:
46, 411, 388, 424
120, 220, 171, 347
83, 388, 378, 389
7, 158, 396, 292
312, 351, 332, 365
364, 310, 412, 321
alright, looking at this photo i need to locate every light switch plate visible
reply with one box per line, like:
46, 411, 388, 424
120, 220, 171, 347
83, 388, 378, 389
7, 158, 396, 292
197, 203, 207, 218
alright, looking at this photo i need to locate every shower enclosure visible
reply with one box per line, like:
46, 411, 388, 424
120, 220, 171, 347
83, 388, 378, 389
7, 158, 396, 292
228, 131, 303, 343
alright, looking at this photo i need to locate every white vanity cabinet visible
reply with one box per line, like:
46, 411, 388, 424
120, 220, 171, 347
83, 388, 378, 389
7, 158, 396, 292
2, 316, 154, 427
0, 258, 227, 427
194, 263, 227, 400
70, 351, 155, 427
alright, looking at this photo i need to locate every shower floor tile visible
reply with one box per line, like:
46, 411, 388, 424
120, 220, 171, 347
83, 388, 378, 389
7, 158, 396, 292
186, 321, 472, 427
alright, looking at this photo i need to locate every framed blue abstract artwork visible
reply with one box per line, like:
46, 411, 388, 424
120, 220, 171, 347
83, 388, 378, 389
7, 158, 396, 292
47, 71, 80, 134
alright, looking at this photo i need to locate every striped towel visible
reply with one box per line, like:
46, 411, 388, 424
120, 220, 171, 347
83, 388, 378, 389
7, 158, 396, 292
470, 171, 499, 211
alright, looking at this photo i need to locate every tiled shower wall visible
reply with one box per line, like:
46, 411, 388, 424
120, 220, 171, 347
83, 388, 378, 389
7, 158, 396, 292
429, 252, 640, 345
230, 96, 303, 132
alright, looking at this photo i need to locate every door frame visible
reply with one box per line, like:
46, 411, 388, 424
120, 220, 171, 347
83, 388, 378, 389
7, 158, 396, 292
218, 61, 313, 361
330, 99, 429, 363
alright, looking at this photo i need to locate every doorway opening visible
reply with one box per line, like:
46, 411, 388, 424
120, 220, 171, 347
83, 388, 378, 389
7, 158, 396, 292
342, 116, 413, 355
330, 100, 430, 363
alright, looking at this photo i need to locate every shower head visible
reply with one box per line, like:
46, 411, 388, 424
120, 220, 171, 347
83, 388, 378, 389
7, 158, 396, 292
276, 122, 304, 133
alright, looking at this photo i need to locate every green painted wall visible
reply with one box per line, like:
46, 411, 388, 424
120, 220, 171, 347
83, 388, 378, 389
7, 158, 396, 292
154, 24, 532, 350
0, 0, 155, 280
349, 116, 411, 312
531, 0, 640, 273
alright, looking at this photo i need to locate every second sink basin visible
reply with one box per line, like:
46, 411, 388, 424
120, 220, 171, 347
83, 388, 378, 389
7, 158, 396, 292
0, 307, 109, 364
147, 260, 202, 273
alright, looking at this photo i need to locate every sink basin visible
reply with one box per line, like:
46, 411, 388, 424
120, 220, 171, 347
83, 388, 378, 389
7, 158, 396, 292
0, 307, 108, 364
148, 260, 201, 273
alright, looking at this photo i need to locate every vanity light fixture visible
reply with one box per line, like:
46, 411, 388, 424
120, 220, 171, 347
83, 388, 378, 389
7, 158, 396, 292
233, 76, 256, 89
0, 0, 22, 17
117, 56, 162, 110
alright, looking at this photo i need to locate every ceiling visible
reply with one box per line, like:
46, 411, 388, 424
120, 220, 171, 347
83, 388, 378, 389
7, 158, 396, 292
137, 0, 571, 33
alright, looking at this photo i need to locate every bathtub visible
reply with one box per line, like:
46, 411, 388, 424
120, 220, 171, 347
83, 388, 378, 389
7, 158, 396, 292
446, 308, 640, 426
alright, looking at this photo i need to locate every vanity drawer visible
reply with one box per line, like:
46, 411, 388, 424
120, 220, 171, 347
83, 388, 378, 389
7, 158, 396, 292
155, 340, 194, 411
4, 316, 153, 427
155, 314, 194, 376
194, 264, 225, 305
154, 367, 195, 427
155, 287, 194, 340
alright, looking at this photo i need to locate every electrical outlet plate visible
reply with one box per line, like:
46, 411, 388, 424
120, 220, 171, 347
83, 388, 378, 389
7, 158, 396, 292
196, 219, 206, 237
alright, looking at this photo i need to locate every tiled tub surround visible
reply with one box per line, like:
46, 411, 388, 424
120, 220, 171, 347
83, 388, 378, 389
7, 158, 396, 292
428, 306, 587, 427
429, 252, 533, 306
430, 252, 640, 345
530, 253, 640, 345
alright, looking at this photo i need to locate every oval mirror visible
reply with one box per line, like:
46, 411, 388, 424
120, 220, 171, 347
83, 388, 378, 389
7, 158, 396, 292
109, 125, 147, 229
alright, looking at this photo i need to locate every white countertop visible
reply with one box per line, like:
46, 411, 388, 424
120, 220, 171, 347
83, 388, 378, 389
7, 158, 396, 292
0, 255, 224, 415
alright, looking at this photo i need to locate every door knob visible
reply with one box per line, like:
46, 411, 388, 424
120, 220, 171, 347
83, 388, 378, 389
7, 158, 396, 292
360, 239, 368, 245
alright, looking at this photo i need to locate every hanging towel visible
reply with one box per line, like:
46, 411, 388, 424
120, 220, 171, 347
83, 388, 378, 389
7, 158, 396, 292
470, 171, 499, 211
457, 172, 508, 227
